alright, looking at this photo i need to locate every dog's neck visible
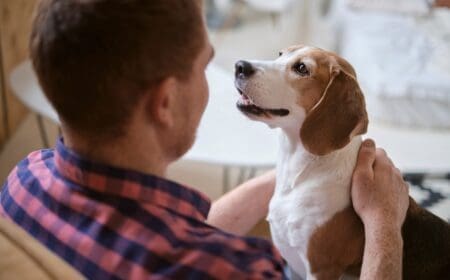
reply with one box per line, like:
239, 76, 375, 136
276, 126, 362, 193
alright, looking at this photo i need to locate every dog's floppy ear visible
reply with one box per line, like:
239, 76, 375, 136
300, 66, 368, 156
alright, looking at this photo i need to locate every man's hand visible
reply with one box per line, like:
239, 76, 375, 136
351, 139, 410, 280
352, 139, 409, 230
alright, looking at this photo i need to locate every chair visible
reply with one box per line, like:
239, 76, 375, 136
0, 216, 84, 280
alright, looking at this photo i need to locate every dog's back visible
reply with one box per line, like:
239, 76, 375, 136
402, 199, 450, 279
303, 190, 450, 280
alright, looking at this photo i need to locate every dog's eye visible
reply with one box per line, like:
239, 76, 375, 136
278, 51, 283, 57
293, 62, 309, 76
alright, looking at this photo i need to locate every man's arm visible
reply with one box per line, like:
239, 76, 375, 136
352, 140, 410, 280
206, 170, 275, 235
362, 223, 403, 279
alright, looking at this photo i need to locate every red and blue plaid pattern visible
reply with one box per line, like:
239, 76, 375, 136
0, 138, 285, 279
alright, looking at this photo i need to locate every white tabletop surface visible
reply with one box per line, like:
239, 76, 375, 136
10, 61, 59, 123
10, 61, 450, 173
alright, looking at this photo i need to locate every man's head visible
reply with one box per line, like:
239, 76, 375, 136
234, 45, 368, 156
31, 0, 212, 158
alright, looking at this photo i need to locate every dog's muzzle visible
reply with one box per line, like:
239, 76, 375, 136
234, 61, 290, 117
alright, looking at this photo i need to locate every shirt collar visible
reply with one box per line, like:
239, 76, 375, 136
54, 138, 211, 220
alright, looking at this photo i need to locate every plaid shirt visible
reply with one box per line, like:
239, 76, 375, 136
0, 138, 285, 279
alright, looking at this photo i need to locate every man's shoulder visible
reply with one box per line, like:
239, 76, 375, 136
16, 149, 55, 170
2, 148, 55, 194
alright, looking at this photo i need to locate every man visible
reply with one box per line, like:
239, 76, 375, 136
0, 0, 409, 279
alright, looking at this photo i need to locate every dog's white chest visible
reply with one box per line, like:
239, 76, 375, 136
267, 137, 361, 278
268, 177, 351, 278
268, 177, 348, 247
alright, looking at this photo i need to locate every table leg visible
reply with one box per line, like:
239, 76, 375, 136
36, 114, 50, 148
236, 167, 247, 187
223, 165, 259, 194
247, 167, 257, 180
223, 165, 231, 194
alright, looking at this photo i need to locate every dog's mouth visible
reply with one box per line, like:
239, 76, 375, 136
236, 88, 290, 117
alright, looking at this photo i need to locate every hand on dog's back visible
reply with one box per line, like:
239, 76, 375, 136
350, 139, 410, 280
351, 139, 409, 231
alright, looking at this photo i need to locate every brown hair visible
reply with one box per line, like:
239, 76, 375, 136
30, 0, 205, 139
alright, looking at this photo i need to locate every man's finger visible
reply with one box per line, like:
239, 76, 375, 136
374, 148, 395, 170
353, 139, 376, 182
376, 148, 387, 157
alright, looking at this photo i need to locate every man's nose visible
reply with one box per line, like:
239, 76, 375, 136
235, 60, 255, 79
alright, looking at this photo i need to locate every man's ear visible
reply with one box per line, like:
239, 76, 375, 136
145, 77, 177, 128
299, 67, 368, 156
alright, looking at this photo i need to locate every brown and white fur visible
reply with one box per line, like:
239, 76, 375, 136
234, 45, 450, 280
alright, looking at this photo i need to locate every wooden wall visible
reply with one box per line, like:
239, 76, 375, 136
0, 0, 38, 148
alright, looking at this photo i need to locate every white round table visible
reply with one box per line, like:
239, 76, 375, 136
10, 61, 450, 190
10, 61, 59, 124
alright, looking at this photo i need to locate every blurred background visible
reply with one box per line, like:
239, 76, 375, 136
0, 0, 449, 232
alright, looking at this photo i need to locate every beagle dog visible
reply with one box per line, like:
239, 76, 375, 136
234, 45, 450, 280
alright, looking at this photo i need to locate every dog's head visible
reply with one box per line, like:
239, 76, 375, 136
234, 45, 368, 156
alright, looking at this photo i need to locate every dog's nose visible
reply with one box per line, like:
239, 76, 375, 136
235, 60, 255, 78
